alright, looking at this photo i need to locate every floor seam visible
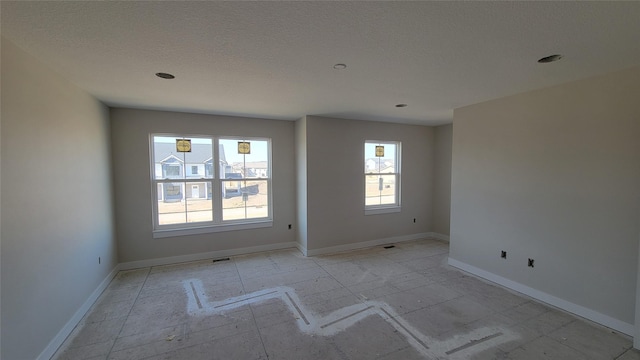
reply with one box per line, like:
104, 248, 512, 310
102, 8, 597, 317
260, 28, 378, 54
233, 257, 270, 359
614, 347, 637, 360
105, 267, 152, 359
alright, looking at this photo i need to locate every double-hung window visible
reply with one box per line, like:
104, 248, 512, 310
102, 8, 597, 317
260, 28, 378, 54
151, 135, 272, 237
364, 141, 401, 214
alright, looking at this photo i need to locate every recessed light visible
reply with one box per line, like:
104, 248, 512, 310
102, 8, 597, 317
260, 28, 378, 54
333, 63, 347, 70
537, 54, 563, 64
155, 72, 175, 79
395, 104, 408, 108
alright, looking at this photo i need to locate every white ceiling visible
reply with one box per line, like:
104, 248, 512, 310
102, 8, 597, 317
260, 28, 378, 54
2, 1, 640, 125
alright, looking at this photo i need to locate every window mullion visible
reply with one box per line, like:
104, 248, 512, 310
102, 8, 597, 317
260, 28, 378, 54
212, 138, 223, 224
243, 148, 248, 219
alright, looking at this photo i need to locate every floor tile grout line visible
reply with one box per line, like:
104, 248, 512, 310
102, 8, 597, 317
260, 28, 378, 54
105, 267, 152, 359
384, 244, 504, 334
131, 328, 259, 360
445, 332, 503, 355
501, 332, 562, 358
503, 303, 552, 327
233, 257, 271, 359
309, 241, 451, 356
112, 261, 256, 355
379, 307, 431, 351
614, 347, 638, 360
53, 271, 164, 357
541, 319, 600, 359
313, 240, 448, 308
311, 257, 357, 299
108, 308, 258, 355
506, 334, 545, 356
540, 332, 594, 359
312, 245, 445, 316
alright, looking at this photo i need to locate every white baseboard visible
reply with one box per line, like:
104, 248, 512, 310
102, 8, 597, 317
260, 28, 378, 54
37, 264, 121, 360
119, 241, 298, 270
448, 257, 634, 336
427, 232, 450, 242
296, 242, 308, 257
306, 233, 431, 256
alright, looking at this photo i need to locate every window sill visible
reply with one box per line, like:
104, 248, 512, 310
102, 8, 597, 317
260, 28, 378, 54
365, 207, 401, 216
153, 220, 273, 239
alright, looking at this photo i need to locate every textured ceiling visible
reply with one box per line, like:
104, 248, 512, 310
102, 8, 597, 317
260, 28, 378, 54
2, 1, 640, 125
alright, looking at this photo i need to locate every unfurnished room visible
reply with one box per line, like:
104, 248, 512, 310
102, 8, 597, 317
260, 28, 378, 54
1, 1, 640, 359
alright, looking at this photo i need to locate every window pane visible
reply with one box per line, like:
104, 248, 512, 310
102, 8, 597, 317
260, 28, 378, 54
220, 139, 269, 179
365, 175, 397, 206
153, 136, 185, 179
157, 182, 214, 225
364, 143, 396, 173
153, 136, 213, 180
222, 180, 269, 221
186, 182, 212, 223
158, 182, 186, 225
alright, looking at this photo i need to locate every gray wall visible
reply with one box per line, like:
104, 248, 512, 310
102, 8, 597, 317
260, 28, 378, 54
433, 124, 453, 236
301, 116, 434, 252
1, 38, 117, 360
450, 67, 640, 329
110, 108, 296, 263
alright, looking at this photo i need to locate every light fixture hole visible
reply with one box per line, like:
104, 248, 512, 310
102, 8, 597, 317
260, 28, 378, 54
537, 54, 563, 64
333, 63, 347, 70
155, 72, 175, 79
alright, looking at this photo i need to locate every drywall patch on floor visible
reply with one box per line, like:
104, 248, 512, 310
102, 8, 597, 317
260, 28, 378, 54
183, 279, 518, 359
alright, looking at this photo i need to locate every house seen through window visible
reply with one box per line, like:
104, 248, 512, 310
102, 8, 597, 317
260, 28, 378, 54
151, 135, 271, 235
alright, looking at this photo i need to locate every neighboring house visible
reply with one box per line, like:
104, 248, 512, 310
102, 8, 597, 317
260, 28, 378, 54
365, 158, 395, 173
154, 143, 227, 202
224, 161, 267, 199
365, 158, 397, 191
154, 143, 264, 201
232, 161, 268, 178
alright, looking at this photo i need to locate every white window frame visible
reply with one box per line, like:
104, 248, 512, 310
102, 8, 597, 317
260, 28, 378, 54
364, 140, 401, 215
150, 134, 273, 238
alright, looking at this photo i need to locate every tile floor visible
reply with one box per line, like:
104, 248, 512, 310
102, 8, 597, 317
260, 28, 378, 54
53, 239, 639, 359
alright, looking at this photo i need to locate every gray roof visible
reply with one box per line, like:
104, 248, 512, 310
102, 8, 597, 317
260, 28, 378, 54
154, 143, 226, 164
232, 161, 268, 169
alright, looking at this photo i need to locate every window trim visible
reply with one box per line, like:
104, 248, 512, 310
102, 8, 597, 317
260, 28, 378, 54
364, 140, 401, 215
150, 134, 273, 236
